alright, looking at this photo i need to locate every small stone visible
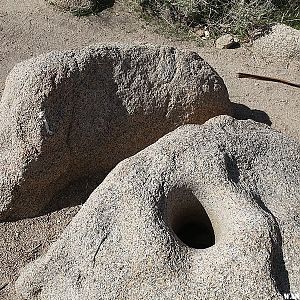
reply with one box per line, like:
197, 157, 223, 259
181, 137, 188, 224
216, 34, 240, 49
194, 28, 205, 37
204, 30, 210, 38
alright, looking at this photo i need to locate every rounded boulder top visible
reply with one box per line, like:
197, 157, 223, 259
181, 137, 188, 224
0, 43, 231, 221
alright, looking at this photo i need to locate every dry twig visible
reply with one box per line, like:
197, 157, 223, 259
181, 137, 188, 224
0, 283, 9, 292
237, 72, 300, 88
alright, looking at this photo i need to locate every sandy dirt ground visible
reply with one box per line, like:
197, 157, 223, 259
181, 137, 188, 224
0, 1, 299, 299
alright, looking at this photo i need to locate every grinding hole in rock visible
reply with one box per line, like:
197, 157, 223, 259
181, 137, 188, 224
164, 188, 215, 249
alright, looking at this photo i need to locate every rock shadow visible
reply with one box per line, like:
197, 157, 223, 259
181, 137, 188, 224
232, 102, 272, 126
43, 172, 108, 215
252, 192, 290, 296
95, 0, 115, 12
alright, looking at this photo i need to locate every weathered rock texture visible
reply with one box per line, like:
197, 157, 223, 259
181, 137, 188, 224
254, 24, 300, 61
0, 44, 230, 221
16, 116, 300, 299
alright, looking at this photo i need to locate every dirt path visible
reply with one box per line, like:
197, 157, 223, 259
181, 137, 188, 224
0, 1, 299, 299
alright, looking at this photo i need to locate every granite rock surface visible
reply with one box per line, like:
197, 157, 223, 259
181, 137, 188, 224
16, 116, 300, 299
0, 44, 230, 221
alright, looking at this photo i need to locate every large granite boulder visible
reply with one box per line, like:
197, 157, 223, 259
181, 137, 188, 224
16, 116, 299, 299
0, 44, 230, 221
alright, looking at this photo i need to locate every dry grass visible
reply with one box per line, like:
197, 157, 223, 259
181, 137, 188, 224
132, 0, 300, 40
48, 0, 115, 16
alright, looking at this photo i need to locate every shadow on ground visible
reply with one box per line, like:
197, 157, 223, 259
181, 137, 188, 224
97, 0, 115, 10
232, 102, 272, 126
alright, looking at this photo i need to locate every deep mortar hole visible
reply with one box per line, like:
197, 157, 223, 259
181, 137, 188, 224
165, 188, 215, 249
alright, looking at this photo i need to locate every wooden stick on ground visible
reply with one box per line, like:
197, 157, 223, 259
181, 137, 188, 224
0, 283, 9, 292
237, 72, 300, 88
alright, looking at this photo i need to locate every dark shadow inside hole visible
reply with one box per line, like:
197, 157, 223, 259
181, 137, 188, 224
176, 220, 215, 249
164, 188, 215, 249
